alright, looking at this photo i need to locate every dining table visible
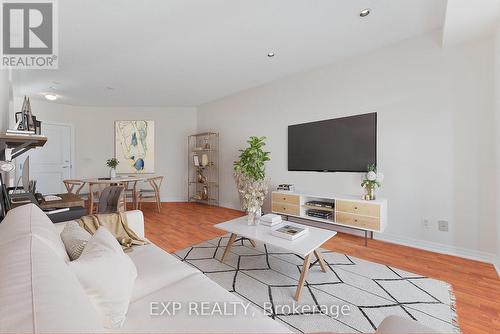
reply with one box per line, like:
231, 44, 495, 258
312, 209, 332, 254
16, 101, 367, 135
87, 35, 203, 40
79, 176, 150, 214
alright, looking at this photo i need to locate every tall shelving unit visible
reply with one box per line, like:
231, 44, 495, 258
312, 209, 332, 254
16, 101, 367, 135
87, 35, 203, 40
188, 132, 219, 206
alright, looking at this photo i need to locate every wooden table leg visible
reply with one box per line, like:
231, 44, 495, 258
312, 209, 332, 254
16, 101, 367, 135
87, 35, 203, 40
294, 253, 312, 301
314, 249, 328, 273
133, 181, 138, 210
88, 183, 94, 214
249, 239, 256, 247
221, 233, 237, 263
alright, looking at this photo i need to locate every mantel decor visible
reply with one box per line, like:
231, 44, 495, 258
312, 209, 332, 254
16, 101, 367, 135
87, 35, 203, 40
233, 136, 270, 225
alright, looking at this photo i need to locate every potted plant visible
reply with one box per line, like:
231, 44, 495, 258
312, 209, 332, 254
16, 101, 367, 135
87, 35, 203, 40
361, 164, 384, 200
233, 136, 271, 225
106, 158, 119, 179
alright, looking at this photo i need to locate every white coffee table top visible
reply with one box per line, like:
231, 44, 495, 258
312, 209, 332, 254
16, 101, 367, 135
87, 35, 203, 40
215, 216, 337, 257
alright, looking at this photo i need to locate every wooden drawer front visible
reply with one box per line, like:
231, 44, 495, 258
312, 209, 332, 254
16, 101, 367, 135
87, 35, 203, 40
336, 212, 380, 230
272, 193, 300, 205
272, 203, 300, 216
336, 200, 380, 217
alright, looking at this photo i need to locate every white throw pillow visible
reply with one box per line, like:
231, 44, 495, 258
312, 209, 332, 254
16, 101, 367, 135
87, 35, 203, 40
69, 227, 138, 328
60, 221, 92, 260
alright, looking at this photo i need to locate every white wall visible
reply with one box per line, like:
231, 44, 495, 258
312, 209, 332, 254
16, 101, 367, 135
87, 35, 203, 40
0, 70, 10, 132
495, 28, 500, 275
198, 31, 497, 262
13, 98, 197, 201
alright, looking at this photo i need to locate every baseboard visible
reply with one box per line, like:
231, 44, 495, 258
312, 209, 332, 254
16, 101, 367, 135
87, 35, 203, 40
216, 203, 497, 266
160, 197, 187, 202
495, 261, 500, 279
376, 233, 496, 264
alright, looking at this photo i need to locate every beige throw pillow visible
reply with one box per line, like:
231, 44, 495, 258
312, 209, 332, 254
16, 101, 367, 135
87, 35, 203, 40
61, 221, 92, 261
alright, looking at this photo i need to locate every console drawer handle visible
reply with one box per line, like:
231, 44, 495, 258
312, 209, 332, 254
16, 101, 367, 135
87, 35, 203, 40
354, 206, 358, 210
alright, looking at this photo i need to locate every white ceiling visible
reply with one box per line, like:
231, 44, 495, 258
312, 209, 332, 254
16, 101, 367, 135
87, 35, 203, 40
442, 0, 500, 46
13, 0, 447, 107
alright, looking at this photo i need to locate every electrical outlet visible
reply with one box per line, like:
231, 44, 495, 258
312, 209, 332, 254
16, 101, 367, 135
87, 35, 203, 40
438, 220, 449, 232
422, 219, 430, 229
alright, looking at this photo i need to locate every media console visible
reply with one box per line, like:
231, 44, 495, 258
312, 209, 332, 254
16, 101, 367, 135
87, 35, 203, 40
271, 191, 387, 246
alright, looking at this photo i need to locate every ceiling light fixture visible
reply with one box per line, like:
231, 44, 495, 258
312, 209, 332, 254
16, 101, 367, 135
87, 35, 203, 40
267, 52, 275, 58
45, 94, 57, 101
360, 8, 371, 17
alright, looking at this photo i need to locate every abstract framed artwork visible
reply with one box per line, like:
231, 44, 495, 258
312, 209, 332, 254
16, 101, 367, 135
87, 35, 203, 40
115, 120, 155, 173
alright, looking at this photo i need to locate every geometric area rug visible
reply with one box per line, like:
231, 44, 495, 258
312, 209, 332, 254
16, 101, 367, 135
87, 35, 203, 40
174, 234, 460, 334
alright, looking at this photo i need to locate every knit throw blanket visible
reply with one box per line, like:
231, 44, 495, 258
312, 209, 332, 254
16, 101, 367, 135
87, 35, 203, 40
77, 213, 147, 248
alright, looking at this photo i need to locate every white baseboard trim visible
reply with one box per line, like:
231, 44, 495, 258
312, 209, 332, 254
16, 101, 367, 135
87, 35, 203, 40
160, 197, 187, 202
495, 261, 500, 279
376, 233, 496, 264
216, 203, 498, 267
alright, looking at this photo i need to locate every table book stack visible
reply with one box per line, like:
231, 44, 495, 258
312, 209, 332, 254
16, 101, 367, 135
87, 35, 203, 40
271, 224, 309, 240
259, 213, 282, 226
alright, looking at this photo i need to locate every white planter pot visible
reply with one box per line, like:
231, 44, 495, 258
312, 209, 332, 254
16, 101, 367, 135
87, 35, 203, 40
110, 168, 116, 179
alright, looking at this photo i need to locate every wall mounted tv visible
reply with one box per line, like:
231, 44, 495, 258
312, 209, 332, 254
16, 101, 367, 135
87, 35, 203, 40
288, 112, 377, 172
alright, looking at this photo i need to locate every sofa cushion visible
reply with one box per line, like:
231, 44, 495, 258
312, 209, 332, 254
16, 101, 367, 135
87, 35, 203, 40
121, 273, 290, 333
70, 227, 138, 328
0, 236, 103, 333
61, 221, 92, 260
0, 204, 69, 262
127, 243, 200, 302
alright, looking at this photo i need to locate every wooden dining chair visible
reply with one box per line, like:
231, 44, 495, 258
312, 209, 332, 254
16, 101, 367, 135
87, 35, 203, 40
122, 180, 140, 210
63, 179, 93, 204
138, 176, 164, 213
98, 186, 125, 213
63, 179, 86, 195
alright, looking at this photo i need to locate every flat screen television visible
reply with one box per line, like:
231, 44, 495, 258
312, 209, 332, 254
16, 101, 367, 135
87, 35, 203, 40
288, 112, 377, 172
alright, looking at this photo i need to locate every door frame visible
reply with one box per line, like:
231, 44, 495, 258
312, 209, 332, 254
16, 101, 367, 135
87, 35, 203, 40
39, 121, 76, 179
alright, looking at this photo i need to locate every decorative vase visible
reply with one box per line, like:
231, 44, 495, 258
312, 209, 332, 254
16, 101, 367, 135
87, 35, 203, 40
110, 168, 116, 179
196, 170, 206, 183
201, 154, 209, 167
365, 186, 375, 200
201, 185, 209, 200
246, 207, 262, 226
234, 172, 268, 226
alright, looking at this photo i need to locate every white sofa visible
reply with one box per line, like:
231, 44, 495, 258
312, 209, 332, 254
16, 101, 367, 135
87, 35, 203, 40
0, 205, 289, 333
0, 204, 433, 333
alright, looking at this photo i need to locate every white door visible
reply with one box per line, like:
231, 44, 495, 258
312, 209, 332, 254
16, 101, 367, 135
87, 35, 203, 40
23, 123, 73, 194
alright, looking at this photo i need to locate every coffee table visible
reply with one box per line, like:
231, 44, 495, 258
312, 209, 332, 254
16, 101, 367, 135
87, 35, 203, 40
215, 216, 337, 301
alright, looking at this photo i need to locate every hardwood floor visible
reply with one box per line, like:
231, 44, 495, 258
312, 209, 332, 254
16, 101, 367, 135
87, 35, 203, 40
141, 202, 500, 334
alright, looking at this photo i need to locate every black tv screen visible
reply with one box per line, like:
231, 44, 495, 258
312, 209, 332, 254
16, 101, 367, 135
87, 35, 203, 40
288, 113, 377, 172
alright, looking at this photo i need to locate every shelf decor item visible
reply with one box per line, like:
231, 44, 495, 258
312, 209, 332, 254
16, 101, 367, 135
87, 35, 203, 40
361, 164, 384, 200
201, 154, 209, 167
106, 158, 119, 179
188, 132, 219, 206
233, 136, 270, 225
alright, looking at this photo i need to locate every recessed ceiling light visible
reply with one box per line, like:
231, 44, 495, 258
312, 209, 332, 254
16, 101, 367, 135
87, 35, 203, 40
45, 94, 57, 101
360, 8, 371, 17
267, 52, 275, 58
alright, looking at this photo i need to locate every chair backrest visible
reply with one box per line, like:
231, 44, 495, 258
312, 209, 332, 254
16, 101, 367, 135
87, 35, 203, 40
98, 186, 124, 213
147, 176, 164, 192
63, 179, 85, 194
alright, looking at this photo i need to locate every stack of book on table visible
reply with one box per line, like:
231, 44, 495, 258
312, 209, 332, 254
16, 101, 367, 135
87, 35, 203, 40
259, 213, 283, 226
271, 224, 309, 240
